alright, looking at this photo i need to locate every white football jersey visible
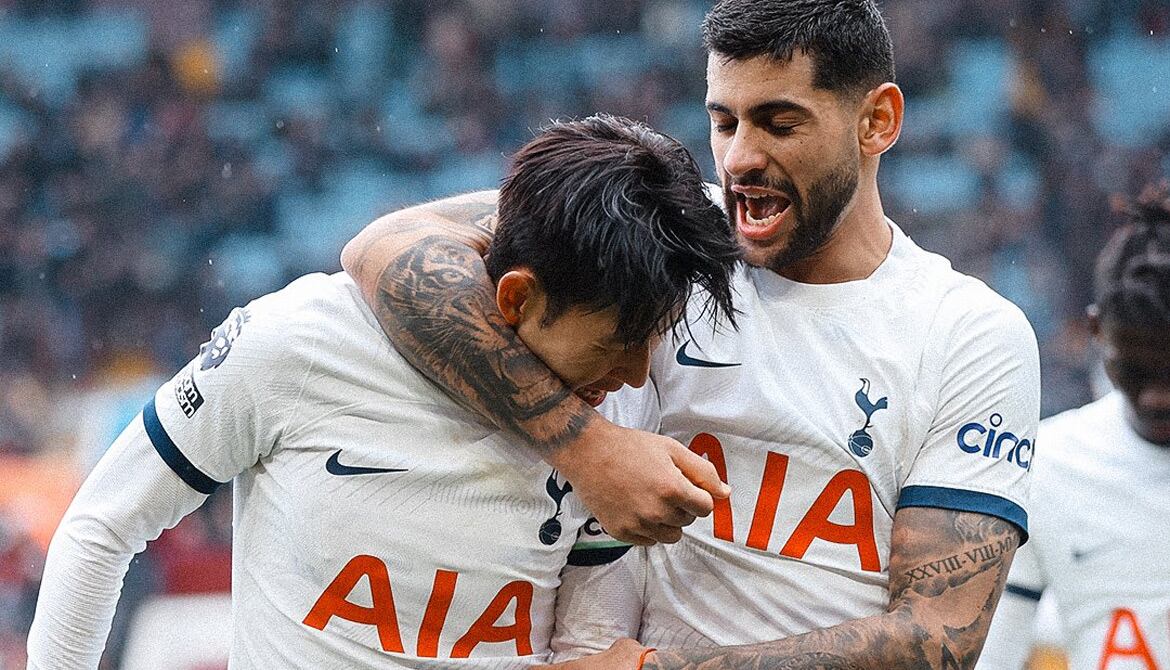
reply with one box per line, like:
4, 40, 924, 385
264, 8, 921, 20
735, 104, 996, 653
556, 222, 1041, 651
35, 272, 591, 669
980, 392, 1170, 670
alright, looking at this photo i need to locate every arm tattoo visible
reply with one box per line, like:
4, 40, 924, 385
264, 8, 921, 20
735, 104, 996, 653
373, 228, 593, 452
429, 201, 498, 238
349, 198, 497, 284
643, 508, 1020, 670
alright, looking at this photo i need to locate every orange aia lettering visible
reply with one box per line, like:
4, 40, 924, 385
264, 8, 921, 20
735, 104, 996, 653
302, 554, 405, 653
779, 469, 881, 572
416, 569, 459, 657
746, 451, 790, 551
451, 580, 534, 658
689, 433, 733, 541
1098, 608, 1159, 670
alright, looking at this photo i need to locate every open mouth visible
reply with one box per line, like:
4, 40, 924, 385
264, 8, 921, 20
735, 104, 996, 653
575, 388, 608, 407
732, 186, 792, 241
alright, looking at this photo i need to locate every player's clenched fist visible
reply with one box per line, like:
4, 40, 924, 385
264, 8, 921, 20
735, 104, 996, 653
538, 638, 650, 670
550, 419, 730, 545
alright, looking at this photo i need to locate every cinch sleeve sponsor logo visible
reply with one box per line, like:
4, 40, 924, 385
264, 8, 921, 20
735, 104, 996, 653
955, 413, 1032, 470
566, 517, 632, 566
582, 517, 606, 538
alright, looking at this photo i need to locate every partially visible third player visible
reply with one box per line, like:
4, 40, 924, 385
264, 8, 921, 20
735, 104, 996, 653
980, 183, 1170, 670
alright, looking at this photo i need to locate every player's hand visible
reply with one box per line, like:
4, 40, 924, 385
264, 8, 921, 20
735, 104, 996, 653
537, 639, 648, 669
550, 419, 730, 545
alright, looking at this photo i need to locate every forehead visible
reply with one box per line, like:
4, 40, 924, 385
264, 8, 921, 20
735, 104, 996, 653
705, 51, 826, 110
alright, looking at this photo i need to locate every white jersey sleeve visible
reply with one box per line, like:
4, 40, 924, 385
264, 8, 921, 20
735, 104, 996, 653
26, 415, 208, 669
28, 289, 314, 669
145, 293, 314, 489
977, 538, 1047, 669
897, 293, 1040, 537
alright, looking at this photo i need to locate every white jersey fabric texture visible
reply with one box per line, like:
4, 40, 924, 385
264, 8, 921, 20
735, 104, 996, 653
554, 221, 1041, 653
979, 392, 1170, 670
29, 272, 591, 669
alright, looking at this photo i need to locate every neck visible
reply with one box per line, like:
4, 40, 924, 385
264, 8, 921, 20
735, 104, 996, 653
777, 179, 892, 284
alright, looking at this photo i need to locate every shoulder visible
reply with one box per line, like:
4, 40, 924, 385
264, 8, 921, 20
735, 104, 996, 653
1025, 398, 1124, 536
248, 272, 360, 322
884, 229, 1036, 353
1037, 400, 1098, 441
915, 256, 1038, 363
1035, 394, 1123, 475
214, 273, 373, 370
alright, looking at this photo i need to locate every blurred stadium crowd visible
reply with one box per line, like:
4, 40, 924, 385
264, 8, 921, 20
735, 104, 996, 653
0, 0, 1168, 666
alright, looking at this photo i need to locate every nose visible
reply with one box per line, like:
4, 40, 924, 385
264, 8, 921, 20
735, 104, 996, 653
721, 125, 768, 178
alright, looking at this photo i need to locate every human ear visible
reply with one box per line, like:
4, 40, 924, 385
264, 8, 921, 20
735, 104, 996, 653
858, 83, 904, 157
495, 269, 539, 327
1087, 304, 1102, 340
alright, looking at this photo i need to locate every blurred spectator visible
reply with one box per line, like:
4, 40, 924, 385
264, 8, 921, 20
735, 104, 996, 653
0, 512, 41, 667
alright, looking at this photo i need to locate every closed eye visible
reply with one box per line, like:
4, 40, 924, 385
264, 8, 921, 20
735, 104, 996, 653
711, 118, 736, 134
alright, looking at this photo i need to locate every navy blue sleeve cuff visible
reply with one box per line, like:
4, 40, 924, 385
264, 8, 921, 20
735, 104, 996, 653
143, 399, 224, 495
566, 544, 633, 567
897, 485, 1028, 544
1005, 583, 1044, 602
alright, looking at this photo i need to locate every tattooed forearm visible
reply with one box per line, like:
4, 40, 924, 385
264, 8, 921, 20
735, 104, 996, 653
642, 508, 1021, 670
343, 194, 498, 285
340, 192, 595, 452
890, 511, 1018, 603
375, 234, 594, 451
428, 200, 498, 238
902, 536, 1015, 585
647, 648, 866, 670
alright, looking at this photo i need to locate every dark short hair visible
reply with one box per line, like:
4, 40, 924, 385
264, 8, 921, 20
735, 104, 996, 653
1094, 183, 1170, 327
486, 114, 739, 346
702, 0, 895, 95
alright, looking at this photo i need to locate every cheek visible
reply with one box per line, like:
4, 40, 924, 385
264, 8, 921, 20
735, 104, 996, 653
549, 346, 612, 386
767, 140, 819, 184
1106, 368, 1145, 403
710, 136, 729, 171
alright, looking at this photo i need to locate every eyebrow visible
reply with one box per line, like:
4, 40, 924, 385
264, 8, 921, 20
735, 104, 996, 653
706, 100, 813, 118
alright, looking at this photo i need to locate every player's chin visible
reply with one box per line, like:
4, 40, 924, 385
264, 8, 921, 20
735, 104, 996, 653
1139, 418, 1170, 444
738, 236, 788, 269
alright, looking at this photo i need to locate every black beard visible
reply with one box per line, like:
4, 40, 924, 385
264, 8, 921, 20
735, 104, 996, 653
724, 156, 859, 272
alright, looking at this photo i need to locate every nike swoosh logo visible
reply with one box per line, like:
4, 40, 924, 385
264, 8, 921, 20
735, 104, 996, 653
676, 340, 740, 368
325, 450, 409, 476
